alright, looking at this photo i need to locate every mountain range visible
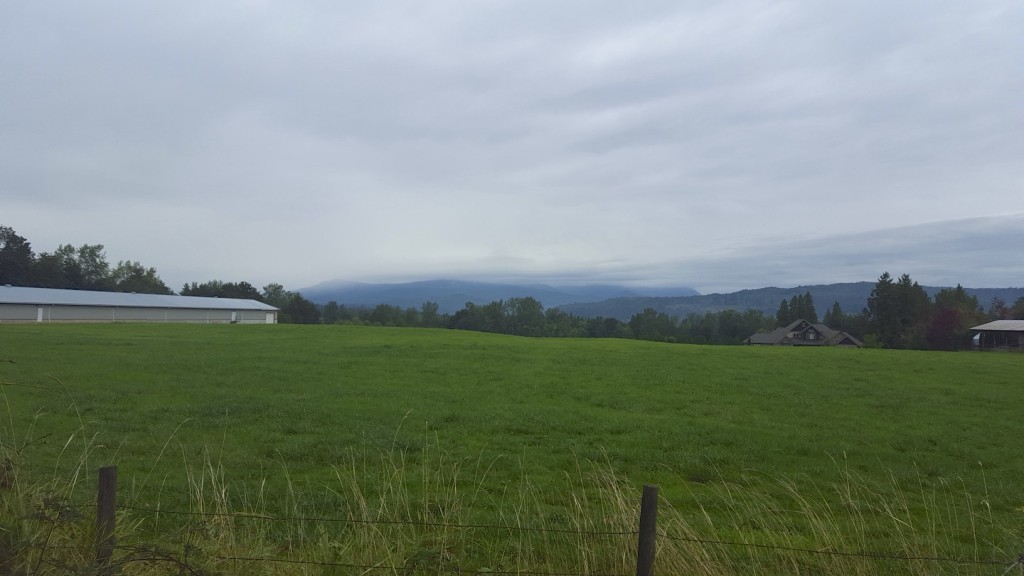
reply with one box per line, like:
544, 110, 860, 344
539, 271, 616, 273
558, 284, 1024, 321
299, 279, 699, 313
301, 279, 1024, 320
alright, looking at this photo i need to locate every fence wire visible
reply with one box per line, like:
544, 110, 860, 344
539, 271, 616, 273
206, 554, 627, 576
116, 503, 1020, 569
18, 497, 1022, 575
658, 532, 1014, 567
118, 503, 638, 536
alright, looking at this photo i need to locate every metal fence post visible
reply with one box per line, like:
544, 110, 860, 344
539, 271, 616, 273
637, 484, 658, 576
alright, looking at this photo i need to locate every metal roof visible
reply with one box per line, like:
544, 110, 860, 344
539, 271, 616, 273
972, 320, 1024, 332
0, 285, 278, 311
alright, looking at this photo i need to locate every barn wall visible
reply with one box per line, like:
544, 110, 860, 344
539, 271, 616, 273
0, 305, 277, 324
112, 307, 169, 322
162, 308, 231, 323
978, 331, 1024, 351
0, 304, 39, 322
107, 307, 226, 323
237, 310, 274, 324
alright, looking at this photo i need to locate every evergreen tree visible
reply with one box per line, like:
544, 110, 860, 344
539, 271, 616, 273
866, 272, 931, 348
779, 292, 818, 324
792, 291, 818, 323
0, 226, 35, 286
776, 299, 791, 326
1011, 297, 1024, 319
866, 272, 901, 347
895, 274, 931, 348
823, 301, 843, 327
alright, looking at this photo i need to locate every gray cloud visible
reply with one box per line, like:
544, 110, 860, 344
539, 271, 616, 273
663, 215, 1024, 293
2, 1, 1021, 292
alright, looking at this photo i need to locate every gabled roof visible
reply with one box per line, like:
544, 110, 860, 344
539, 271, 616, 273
0, 285, 277, 311
746, 327, 792, 345
782, 319, 821, 333
746, 319, 863, 347
826, 332, 864, 347
971, 320, 1024, 332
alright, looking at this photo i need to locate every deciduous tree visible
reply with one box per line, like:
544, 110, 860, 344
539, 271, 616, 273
283, 293, 321, 324
420, 301, 441, 328
927, 285, 983, 350
629, 308, 676, 342
182, 280, 262, 300
505, 297, 545, 337
110, 260, 173, 294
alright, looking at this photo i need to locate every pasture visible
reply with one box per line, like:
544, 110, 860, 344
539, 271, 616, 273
2, 324, 1023, 574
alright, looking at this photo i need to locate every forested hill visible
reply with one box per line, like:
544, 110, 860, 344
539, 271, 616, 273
300, 279, 699, 313
556, 283, 1024, 321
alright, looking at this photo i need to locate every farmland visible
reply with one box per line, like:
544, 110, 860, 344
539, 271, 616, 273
2, 324, 1023, 574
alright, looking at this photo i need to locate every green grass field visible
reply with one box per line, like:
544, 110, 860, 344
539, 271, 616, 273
2, 324, 1023, 574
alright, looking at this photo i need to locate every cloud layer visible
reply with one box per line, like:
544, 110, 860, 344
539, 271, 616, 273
2, 1, 1021, 292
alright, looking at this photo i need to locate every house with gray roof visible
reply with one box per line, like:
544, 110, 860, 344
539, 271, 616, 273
745, 319, 863, 347
0, 285, 278, 324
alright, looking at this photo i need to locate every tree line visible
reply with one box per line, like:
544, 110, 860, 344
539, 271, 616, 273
1, 225, 175, 294
772, 274, 1024, 350
3, 225, 1021, 346
0, 225, 318, 324
859, 272, 1023, 350
320, 274, 1023, 350
319, 296, 776, 344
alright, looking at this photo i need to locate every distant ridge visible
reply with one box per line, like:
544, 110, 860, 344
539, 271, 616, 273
299, 279, 699, 313
556, 283, 1024, 321
300, 278, 1024, 319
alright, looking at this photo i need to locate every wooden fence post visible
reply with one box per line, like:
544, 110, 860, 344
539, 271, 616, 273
636, 484, 658, 576
96, 466, 117, 570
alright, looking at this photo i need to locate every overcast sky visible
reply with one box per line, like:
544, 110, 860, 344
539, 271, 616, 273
3, 1, 1021, 294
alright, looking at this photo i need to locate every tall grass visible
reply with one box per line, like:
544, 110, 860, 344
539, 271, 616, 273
657, 463, 1020, 575
0, 383, 100, 575
3, 423, 1018, 575
3, 324, 1022, 575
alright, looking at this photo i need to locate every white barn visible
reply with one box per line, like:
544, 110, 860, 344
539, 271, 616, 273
0, 285, 278, 324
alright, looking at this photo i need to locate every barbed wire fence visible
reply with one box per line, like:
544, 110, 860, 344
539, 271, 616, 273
14, 466, 1024, 576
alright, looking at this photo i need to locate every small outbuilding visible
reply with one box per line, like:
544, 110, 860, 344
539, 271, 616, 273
0, 285, 278, 324
971, 320, 1024, 351
746, 319, 863, 347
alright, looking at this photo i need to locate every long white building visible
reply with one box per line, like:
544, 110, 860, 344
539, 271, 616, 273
0, 285, 278, 324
